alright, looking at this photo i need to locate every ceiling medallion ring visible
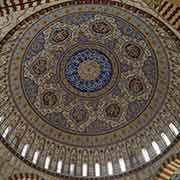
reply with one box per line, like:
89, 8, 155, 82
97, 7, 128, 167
18, 14, 160, 135
4, 0, 172, 149
0, 0, 179, 177
58, 42, 120, 99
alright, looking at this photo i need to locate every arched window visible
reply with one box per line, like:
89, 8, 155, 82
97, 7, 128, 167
82, 163, 88, 176
152, 141, 161, 155
11, 135, 20, 148
107, 161, 113, 175
57, 160, 62, 174
141, 148, 150, 162
2, 126, 11, 138
70, 163, 75, 175
0, 115, 4, 122
161, 133, 171, 146
95, 163, 100, 177
119, 158, 126, 172
21, 144, 29, 157
44, 156, 51, 169
33, 151, 39, 164
169, 123, 179, 136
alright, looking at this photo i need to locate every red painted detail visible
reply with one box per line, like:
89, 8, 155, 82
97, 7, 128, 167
0, 6, 4, 16
27, 0, 33, 7
10, 0, 17, 11
19, 0, 25, 10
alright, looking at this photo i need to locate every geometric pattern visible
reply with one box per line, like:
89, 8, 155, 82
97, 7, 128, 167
3, 0, 176, 143
19, 11, 160, 135
0, 0, 180, 178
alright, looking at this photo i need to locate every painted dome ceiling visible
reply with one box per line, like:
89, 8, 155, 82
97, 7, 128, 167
0, 0, 180, 178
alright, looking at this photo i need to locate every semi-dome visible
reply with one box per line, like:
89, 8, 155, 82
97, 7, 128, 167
0, 0, 180, 179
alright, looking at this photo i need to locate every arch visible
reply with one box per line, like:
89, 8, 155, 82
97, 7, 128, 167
39, 141, 55, 170
119, 158, 126, 173
169, 123, 179, 136
29, 136, 45, 166
82, 163, 88, 177
33, 151, 40, 164
93, 150, 101, 177
69, 149, 77, 176
81, 150, 89, 176
8, 173, 44, 180
141, 148, 150, 162
12, 122, 27, 143
104, 149, 114, 176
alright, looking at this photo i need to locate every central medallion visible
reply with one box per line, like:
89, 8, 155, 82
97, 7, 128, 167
59, 44, 119, 98
65, 48, 113, 93
78, 60, 100, 80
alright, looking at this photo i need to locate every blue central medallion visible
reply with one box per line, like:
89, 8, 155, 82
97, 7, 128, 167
65, 48, 113, 92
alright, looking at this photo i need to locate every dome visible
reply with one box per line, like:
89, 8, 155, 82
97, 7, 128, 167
0, 0, 180, 179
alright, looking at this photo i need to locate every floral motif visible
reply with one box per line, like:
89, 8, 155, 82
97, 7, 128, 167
23, 78, 38, 104
50, 28, 70, 43
91, 21, 112, 34
70, 105, 89, 124
45, 112, 67, 129
142, 56, 156, 85
31, 58, 48, 76
41, 91, 58, 107
26, 33, 45, 59
126, 100, 147, 121
127, 77, 145, 96
123, 42, 142, 59
105, 103, 121, 119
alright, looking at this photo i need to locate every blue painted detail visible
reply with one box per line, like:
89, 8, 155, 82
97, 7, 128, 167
65, 48, 112, 92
